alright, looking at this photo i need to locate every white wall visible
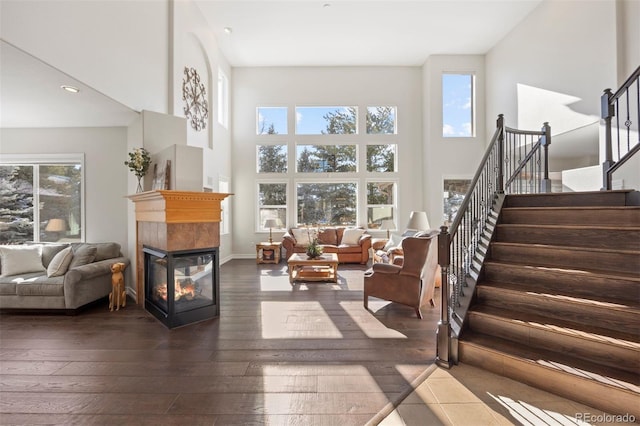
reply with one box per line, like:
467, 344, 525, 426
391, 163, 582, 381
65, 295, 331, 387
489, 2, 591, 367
618, 0, 640, 83
1, 127, 129, 254
485, 0, 617, 171
232, 66, 423, 256
423, 55, 487, 228
0, 0, 169, 114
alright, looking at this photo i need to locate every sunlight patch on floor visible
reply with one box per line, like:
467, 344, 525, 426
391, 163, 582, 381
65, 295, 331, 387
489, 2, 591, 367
260, 301, 342, 339
340, 301, 407, 339
489, 393, 585, 426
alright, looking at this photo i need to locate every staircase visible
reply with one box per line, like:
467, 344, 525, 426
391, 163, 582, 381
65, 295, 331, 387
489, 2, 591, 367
458, 190, 640, 417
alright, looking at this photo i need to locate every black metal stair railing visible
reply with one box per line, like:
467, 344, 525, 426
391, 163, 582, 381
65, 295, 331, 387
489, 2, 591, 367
436, 114, 551, 368
601, 65, 640, 190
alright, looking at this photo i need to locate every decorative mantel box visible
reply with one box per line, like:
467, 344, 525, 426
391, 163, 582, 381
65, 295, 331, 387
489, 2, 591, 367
128, 190, 231, 328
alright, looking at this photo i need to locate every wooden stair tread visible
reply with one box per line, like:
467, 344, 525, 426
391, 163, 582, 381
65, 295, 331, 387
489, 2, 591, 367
502, 206, 640, 211
478, 280, 640, 311
490, 241, 640, 256
460, 330, 640, 390
496, 223, 640, 230
469, 304, 640, 346
483, 259, 640, 282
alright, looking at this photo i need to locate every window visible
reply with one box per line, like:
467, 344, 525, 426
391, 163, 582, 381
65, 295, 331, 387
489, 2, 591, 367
443, 179, 471, 226
257, 145, 287, 173
442, 73, 474, 138
366, 106, 396, 134
257, 107, 287, 135
367, 181, 396, 229
0, 154, 84, 244
258, 182, 287, 230
296, 106, 357, 135
297, 182, 357, 226
296, 145, 356, 173
217, 69, 229, 128
366, 144, 396, 172
219, 177, 230, 235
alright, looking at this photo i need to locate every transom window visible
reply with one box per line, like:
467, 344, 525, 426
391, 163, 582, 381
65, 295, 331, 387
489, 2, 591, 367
257, 145, 287, 173
366, 144, 396, 172
366, 106, 397, 134
257, 107, 288, 135
295, 106, 358, 135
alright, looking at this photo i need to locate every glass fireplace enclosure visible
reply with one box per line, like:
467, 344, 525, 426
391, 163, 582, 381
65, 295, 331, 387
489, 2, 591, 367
144, 246, 219, 328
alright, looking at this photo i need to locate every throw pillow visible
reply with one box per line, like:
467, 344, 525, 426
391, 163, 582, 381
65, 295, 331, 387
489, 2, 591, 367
0, 245, 46, 277
291, 228, 317, 247
46, 246, 74, 277
383, 233, 402, 252
68, 245, 97, 269
341, 228, 365, 245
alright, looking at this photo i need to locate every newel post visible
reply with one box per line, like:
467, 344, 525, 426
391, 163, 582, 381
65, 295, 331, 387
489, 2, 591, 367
436, 225, 452, 368
601, 88, 615, 190
496, 114, 505, 194
541, 121, 552, 193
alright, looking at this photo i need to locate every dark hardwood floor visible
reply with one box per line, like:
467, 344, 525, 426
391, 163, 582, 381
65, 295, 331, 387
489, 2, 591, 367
0, 259, 440, 425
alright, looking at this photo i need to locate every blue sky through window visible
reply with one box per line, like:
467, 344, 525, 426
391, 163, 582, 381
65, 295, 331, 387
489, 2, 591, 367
257, 107, 287, 135
296, 106, 356, 135
442, 74, 473, 138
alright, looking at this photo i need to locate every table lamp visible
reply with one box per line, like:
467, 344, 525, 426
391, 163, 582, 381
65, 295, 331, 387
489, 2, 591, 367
263, 218, 280, 244
380, 219, 396, 239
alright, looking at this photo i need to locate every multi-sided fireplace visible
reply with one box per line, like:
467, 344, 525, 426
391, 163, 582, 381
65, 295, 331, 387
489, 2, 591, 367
128, 190, 231, 329
144, 246, 219, 328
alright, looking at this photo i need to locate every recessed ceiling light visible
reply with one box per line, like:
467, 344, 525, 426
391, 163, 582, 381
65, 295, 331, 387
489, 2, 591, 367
61, 85, 80, 93
224, 27, 232, 35
323, 3, 331, 8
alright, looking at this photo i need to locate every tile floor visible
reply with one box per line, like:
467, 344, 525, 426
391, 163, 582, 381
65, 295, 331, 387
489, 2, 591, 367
373, 363, 630, 426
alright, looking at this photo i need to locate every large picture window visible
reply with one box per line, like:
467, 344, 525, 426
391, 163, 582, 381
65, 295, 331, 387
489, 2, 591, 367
258, 182, 287, 230
442, 73, 474, 138
296, 145, 356, 173
296, 182, 357, 226
217, 68, 229, 129
0, 154, 84, 244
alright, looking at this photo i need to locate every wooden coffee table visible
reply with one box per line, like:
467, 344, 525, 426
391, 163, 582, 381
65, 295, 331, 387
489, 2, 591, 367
287, 253, 339, 284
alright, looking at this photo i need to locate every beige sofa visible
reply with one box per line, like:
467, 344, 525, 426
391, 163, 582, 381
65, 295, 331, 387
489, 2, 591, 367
282, 226, 372, 264
0, 242, 129, 311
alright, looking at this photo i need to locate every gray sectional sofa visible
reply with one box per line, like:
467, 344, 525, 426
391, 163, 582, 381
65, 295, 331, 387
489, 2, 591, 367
0, 242, 129, 311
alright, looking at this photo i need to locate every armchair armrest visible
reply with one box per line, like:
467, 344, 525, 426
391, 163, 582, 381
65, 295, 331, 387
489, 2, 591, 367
282, 232, 297, 254
370, 263, 401, 274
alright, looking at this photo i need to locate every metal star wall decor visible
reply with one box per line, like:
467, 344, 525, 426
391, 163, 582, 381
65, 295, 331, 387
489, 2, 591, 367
182, 66, 209, 131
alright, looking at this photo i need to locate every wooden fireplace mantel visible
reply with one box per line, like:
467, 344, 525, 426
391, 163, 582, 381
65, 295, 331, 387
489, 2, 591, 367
127, 190, 231, 223
128, 190, 232, 304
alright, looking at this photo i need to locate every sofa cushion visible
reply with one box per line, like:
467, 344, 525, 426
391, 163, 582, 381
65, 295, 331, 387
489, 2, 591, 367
291, 228, 317, 247
41, 244, 70, 268
15, 274, 65, 296
68, 245, 97, 269
317, 228, 338, 246
94, 242, 121, 261
46, 246, 74, 278
341, 228, 365, 245
0, 245, 45, 277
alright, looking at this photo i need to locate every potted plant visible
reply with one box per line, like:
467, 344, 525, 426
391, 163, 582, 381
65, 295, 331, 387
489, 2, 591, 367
305, 228, 323, 259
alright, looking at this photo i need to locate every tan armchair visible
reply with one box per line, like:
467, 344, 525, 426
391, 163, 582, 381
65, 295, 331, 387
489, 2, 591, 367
363, 235, 439, 319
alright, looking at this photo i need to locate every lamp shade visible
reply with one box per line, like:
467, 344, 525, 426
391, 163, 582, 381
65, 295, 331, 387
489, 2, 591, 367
45, 218, 68, 232
380, 219, 396, 230
263, 219, 280, 229
406, 211, 430, 231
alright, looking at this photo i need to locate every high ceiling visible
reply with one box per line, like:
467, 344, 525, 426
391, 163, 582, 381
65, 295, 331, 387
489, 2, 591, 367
1, 1, 544, 129
195, 0, 543, 67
